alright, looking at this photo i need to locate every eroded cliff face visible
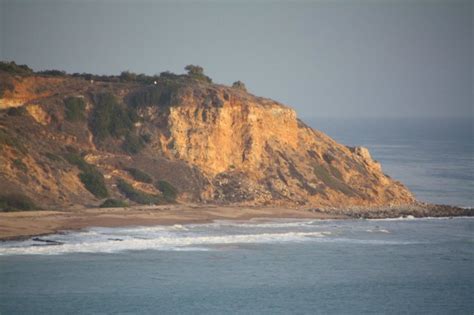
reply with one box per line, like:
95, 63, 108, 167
149, 84, 414, 206
0, 71, 415, 209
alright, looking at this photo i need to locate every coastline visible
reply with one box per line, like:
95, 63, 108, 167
0, 203, 471, 241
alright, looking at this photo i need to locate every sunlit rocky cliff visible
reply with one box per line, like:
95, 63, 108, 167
0, 63, 415, 210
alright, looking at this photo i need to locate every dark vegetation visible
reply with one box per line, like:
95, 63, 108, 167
0, 61, 33, 75
116, 179, 163, 204
232, 81, 247, 91
128, 82, 179, 108
119, 71, 137, 82
6, 106, 26, 116
1, 61, 232, 95
185, 65, 212, 83
155, 180, 178, 202
313, 164, 356, 197
100, 198, 128, 208
12, 158, 27, 172
43, 152, 63, 162
63, 152, 109, 198
91, 93, 135, 140
0, 193, 38, 211
0, 129, 28, 155
91, 92, 149, 154
125, 167, 153, 183
122, 133, 146, 154
64, 97, 86, 122
37, 69, 67, 76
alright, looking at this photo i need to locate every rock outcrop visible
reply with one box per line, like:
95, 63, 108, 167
0, 70, 415, 210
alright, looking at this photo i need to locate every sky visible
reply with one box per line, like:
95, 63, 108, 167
0, 0, 472, 119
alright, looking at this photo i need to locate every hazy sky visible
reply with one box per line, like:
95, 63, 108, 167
1, 0, 472, 119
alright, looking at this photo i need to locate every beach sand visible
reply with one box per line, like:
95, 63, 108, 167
0, 204, 346, 241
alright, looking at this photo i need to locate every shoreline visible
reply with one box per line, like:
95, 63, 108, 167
0, 203, 471, 241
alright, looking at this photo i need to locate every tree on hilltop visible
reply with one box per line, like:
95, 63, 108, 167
184, 65, 212, 83
232, 81, 247, 91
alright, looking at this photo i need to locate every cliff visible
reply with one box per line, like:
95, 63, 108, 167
0, 68, 415, 210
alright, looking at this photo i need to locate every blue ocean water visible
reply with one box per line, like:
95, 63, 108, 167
0, 218, 473, 314
307, 117, 473, 207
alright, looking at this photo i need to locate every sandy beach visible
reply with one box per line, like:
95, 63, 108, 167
1, 203, 471, 241
0, 204, 349, 241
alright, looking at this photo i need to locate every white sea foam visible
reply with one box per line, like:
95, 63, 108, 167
212, 219, 318, 229
1, 217, 442, 256
0, 231, 327, 256
366, 229, 390, 233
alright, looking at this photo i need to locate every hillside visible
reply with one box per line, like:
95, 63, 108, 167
0, 62, 415, 210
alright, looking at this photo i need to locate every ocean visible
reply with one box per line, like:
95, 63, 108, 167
0, 218, 473, 314
1, 117, 473, 314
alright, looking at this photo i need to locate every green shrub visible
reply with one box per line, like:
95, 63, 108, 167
91, 93, 134, 140
100, 198, 128, 208
313, 164, 356, 197
12, 158, 27, 172
63, 152, 89, 170
6, 107, 26, 116
119, 71, 137, 82
79, 170, 109, 198
117, 179, 162, 205
125, 167, 153, 183
128, 82, 179, 108
43, 152, 62, 162
122, 133, 145, 154
0, 61, 33, 75
37, 69, 66, 76
140, 134, 152, 144
129, 86, 163, 108
0, 193, 38, 211
64, 97, 86, 122
155, 180, 178, 202
232, 81, 247, 91
0, 129, 28, 154
185, 65, 212, 83
63, 152, 108, 198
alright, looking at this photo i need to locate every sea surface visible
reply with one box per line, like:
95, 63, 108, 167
1, 117, 473, 314
307, 117, 473, 207
0, 218, 473, 314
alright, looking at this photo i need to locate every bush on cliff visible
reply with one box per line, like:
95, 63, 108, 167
185, 65, 212, 83
116, 179, 163, 205
37, 69, 67, 76
125, 167, 153, 183
6, 106, 26, 116
128, 81, 180, 108
119, 71, 137, 82
232, 81, 247, 91
63, 152, 109, 198
91, 93, 134, 140
0, 61, 33, 75
0, 129, 28, 155
122, 133, 145, 154
0, 193, 38, 211
12, 158, 28, 172
313, 164, 356, 197
79, 170, 109, 199
100, 198, 128, 208
155, 180, 178, 202
64, 97, 86, 122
